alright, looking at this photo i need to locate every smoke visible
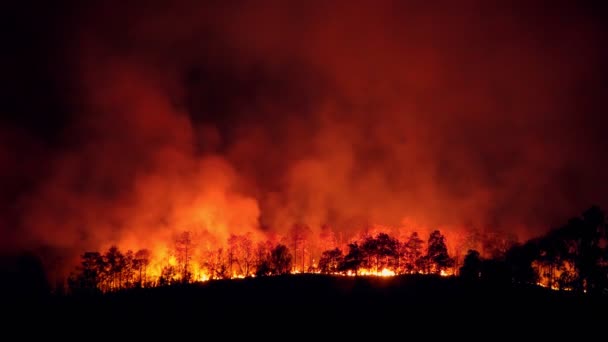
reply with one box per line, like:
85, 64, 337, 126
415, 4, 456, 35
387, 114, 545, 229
2, 1, 608, 278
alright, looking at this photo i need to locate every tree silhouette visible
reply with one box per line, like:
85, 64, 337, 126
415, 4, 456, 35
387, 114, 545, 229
537, 232, 568, 289
255, 260, 272, 277
505, 241, 539, 285
175, 231, 194, 283
159, 265, 177, 286
228, 234, 239, 277
403, 232, 424, 274
134, 249, 150, 287
361, 233, 399, 274
578, 206, 605, 293
123, 250, 135, 288
375, 233, 399, 272
289, 224, 311, 273
427, 230, 454, 274
104, 246, 125, 291
460, 249, 482, 281
361, 235, 379, 272
240, 234, 255, 277
203, 248, 229, 279
228, 233, 255, 277
341, 242, 364, 275
68, 251, 104, 294
318, 248, 344, 274
270, 244, 293, 275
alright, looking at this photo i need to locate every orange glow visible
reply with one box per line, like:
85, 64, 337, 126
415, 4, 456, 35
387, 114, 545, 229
11, 1, 603, 292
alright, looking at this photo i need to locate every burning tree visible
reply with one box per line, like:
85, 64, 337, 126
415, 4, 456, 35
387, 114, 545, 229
174, 231, 195, 283
289, 224, 312, 273
318, 248, 344, 274
227, 233, 255, 277
134, 249, 151, 287
270, 244, 293, 275
427, 230, 454, 275
402, 232, 424, 274
341, 242, 364, 275
360, 233, 399, 275
103, 246, 125, 291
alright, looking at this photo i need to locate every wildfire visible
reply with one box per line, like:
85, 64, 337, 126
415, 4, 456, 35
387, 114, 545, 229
532, 260, 576, 292
67, 227, 465, 293
356, 268, 396, 277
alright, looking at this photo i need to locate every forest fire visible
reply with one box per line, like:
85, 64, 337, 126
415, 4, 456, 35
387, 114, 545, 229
67, 227, 465, 292
1, 1, 608, 303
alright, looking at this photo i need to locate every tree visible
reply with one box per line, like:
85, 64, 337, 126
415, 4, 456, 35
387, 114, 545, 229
403, 232, 424, 274
537, 232, 568, 289
319, 225, 337, 253
175, 231, 194, 283
134, 249, 151, 287
228, 234, 239, 277
289, 224, 311, 273
69, 251, 103, 294
481, 230, 518, 260
460, 249, 482, 281
270, 244, 293, 275
340, 242, 364, 275
227, 233, 255, 277
318, 248, 344, 274
361, 235, 379, 272
203, 248, 229, 279
122, 250, 135, 288
505, 240, 539, 285
159, 265, 177, 286
255, 241, 271, 276
238, 233, 255, 277
104, 246, 125, 291
579, 206, 605, 293
361, 233, 399, 274
427, 230, 454, 275
375, 233, 399, 273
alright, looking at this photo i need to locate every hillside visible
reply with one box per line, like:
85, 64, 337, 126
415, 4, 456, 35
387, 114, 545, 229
11, 274, 606, 333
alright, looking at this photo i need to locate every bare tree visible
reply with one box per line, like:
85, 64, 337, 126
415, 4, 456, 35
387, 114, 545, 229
238, 233, 254, 277
134, 249, 151, 287
175, 231, 195, 283
227, 233, 255, 277
289, 224, 311, 273
104, 246, 125, 291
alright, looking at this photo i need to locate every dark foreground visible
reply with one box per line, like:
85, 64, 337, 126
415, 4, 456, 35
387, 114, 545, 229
7, 274, 608, 336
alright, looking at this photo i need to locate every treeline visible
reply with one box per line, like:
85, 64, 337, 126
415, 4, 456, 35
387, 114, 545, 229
460, 205, 608, 295
67, 205, 608, 295
67, 230, 455, 294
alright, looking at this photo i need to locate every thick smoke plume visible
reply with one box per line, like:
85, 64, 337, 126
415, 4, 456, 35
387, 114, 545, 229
1, 1, 607, 280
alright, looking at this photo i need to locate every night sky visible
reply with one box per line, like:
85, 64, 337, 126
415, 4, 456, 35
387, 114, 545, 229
1, 0, 608, 276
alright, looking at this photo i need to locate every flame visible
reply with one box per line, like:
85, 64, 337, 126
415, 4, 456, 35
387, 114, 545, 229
532, 260, 576, 291
67, 224, 469, 293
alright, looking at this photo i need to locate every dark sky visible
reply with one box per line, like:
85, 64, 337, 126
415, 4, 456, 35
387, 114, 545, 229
1, 1, 608, 270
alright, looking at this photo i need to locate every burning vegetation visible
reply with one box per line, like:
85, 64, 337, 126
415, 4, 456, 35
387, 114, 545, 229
67, 228, 456, 293
66, 206, 608, 296
2, 1, 608, 306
